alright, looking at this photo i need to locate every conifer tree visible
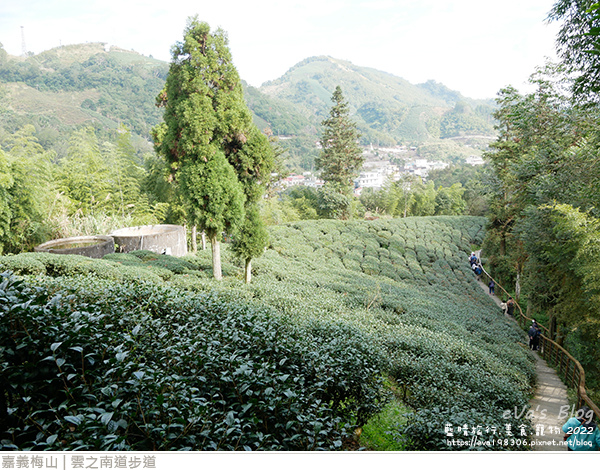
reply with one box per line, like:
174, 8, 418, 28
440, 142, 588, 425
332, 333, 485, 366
231, 206, 268, 284
153, 17, 275, 280
229, 126, 277, 283
315, 86, 363, 219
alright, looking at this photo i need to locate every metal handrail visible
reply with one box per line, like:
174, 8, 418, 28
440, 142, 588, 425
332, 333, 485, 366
478, 261, 600, 418
478, 261, 549, 335
537, 335, 599, 417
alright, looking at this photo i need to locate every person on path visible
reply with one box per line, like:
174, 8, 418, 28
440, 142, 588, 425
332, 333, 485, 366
488, 279, 495, 295
529, 320, 541, 351
506, 297, 515, 317
534, 320, 541, 350
472, 263, 482, 281
562, 406, 600, 451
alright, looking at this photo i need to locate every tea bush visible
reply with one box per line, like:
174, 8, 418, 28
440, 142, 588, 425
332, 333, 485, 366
242, 216, 535, 450
0, 273, 385, 451
0, 215, 536, 451
0, 252, 165, 284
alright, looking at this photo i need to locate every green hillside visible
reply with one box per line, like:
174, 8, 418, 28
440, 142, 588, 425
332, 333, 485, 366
0, 43, 168, 156
0, 216, 535, 451
0, 44, 495, 169
256, 56, 496, 145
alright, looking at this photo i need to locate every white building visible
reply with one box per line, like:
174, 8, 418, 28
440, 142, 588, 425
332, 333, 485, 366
403, 159, 449, 179
355, 163, 402, 191
356, 171, 385, 189
466, 156, 485, 165
280, 174, 305, 188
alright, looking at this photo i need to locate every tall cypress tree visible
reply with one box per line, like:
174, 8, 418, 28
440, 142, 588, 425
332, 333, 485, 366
153, 17, 275, 280
229, 126, 277, 283
315, 86, 363, 219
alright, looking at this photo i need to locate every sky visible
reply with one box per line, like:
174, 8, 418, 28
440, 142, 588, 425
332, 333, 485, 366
0, 0, 561, 100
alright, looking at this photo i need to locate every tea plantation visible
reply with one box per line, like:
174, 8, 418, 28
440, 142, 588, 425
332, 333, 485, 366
0, 216, 535, 451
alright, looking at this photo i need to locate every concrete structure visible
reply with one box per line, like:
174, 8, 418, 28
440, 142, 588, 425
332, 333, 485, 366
35, 235, 115, 259
109, 224, 187, 257
355, 162, 402, 191
356, 170, 385, 189
529, 355, 570, 451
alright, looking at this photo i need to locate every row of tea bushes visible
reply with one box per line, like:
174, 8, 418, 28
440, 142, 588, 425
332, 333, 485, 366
0, 249, 239, 282
0, 272, 385, 451
1, 216, 534, 450
241, 216, 535, 450
266, 216, 484, 288
156, 217, 533, 449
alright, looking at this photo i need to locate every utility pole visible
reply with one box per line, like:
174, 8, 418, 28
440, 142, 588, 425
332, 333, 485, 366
20, 26, 27, 57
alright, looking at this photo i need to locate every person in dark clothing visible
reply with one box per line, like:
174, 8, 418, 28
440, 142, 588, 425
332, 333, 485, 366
529, 320, 541, 350
472, 263, 482, 281
488, 279, 495, 295
506, 297, 515, 317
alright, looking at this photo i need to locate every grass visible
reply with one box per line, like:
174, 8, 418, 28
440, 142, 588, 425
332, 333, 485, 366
6, 83, 100, 126
360, 399, 410, 451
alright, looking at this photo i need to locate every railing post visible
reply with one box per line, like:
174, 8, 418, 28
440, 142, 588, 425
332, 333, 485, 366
560, 352, 564, 379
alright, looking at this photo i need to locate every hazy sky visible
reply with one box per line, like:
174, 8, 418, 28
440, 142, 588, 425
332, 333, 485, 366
0, 0, 561, 99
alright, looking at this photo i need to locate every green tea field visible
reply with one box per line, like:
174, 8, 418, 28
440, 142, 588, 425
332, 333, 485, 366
0, 216, 535, 451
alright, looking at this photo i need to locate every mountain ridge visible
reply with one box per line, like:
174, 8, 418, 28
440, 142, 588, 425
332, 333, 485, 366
250, 55, 496, 162
0, 42, 496, 168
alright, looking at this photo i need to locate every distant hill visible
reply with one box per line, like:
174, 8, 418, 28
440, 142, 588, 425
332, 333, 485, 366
0, 44, 496, 168
254, 56, 496, 145
0, 43, 168, 155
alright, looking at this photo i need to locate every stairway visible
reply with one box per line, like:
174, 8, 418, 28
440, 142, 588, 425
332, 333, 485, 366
472, 260, 570, 451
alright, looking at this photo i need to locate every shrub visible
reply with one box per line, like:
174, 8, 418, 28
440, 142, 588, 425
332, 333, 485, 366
0, 254, 47, 276
0, 272, 385, 451
395, 406, 532, 451
1, 215, 535, 452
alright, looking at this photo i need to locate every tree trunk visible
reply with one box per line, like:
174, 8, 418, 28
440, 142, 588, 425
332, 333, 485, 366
556, 323, 565, 346
201, 231, 206, 250
550, 316, 557, 341
244, 258, 252, 284
191, 225, 198, 253
210, 234, 222, 280
525, 302, 533, 329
